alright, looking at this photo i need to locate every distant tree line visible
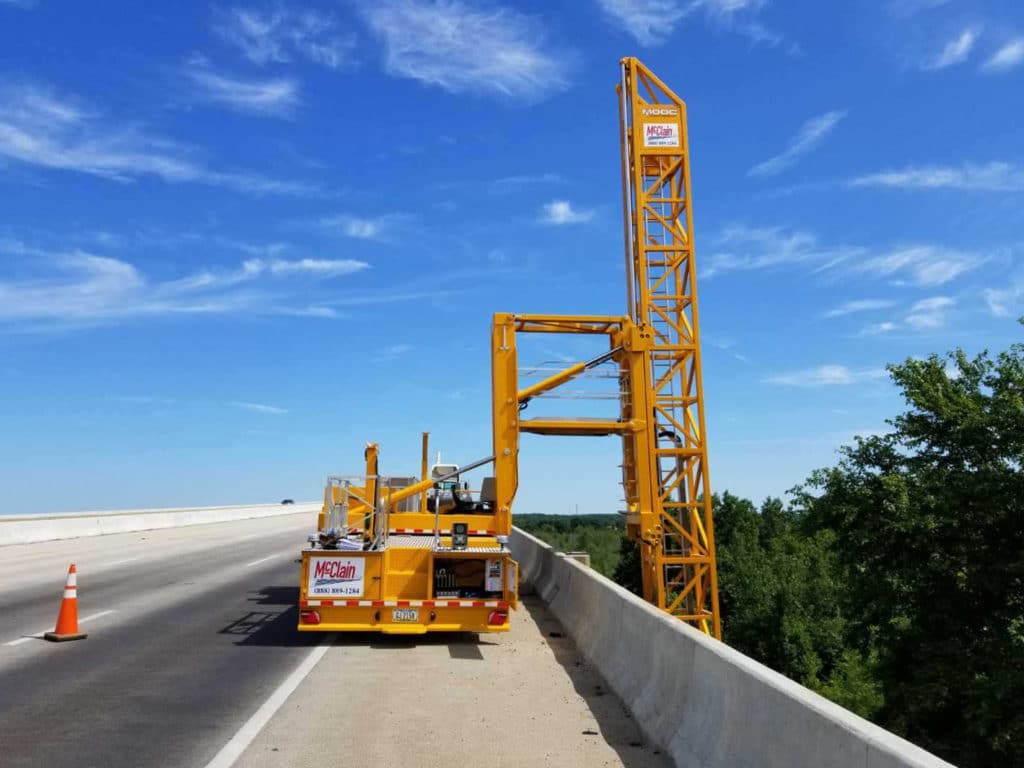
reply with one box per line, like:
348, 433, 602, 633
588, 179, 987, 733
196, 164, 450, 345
518, 328, 1024, 768
515, 513, 623, 577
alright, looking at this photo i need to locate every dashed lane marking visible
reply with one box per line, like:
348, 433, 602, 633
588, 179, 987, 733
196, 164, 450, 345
103, 556, 143, 568
4, 609, 118, 647
244, 553, 283, 568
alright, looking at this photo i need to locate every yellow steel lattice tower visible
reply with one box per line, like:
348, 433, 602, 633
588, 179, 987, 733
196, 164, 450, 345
617, 57, 721, 638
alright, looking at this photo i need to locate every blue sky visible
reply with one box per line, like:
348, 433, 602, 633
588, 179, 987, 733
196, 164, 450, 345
1, 0, 1021, 516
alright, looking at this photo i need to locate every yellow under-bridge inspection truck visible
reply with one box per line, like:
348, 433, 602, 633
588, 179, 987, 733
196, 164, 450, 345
297, 435, 519, 635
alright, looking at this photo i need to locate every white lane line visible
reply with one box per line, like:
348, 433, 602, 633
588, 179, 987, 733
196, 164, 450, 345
103, 556, 143, 568
244, 553, 282, 568
4, 609, 118, 647
203, 636, 335, 768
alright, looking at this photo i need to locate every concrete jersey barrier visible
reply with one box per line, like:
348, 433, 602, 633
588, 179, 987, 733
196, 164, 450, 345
0, 502, 319, 547
510, 527, 956, 768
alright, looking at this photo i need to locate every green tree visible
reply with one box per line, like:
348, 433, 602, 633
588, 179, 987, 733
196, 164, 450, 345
713, 493, 877, 714
793, 336, 1024, 767
612, 536, 642, 595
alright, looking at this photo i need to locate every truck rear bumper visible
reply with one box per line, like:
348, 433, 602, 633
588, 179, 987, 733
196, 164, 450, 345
297, 600, 512, 634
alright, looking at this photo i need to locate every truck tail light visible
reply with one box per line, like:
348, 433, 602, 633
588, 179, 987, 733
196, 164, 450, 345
300, 610, 321, 625
488, 610, 508, 626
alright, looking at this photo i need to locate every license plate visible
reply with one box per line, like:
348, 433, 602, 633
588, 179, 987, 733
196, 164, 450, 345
392, 608, 419, 623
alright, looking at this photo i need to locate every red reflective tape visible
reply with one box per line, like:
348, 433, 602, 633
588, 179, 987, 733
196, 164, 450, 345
322, 600, 335, 607
472, 601, 484, 607
397, 600, 410, 607
422, 600, 435, 607
372, 600, 384, 607
299, 599, 308, 607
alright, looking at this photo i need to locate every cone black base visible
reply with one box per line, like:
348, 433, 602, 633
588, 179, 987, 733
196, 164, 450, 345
43, 632, 87, 642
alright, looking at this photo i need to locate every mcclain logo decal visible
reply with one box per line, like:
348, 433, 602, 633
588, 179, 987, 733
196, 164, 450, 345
309, 557, 365, 596
313, 560, 358, 582
644, 122, 680, 147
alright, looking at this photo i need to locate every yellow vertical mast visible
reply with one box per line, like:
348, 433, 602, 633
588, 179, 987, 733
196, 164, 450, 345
617, 57, 721, 638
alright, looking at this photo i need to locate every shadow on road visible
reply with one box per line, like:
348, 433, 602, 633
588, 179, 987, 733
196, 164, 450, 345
519, 594, 671, 768
221, 585, 496, 660
219, 586, 318, 648
366, 632, 495, 660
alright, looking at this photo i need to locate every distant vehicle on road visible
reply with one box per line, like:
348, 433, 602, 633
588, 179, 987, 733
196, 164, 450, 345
281, 499, 295, 505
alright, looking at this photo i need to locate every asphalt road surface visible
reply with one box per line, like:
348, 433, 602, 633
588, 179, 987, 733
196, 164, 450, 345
0, 512, 667, 768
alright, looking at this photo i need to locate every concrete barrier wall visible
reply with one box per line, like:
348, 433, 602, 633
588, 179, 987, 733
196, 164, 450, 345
510, 527, 955, 768
0, 502, 319, 547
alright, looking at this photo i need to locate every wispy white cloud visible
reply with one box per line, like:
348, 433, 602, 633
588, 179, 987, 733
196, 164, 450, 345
766, 365, 887, 387
850, 162, 1024, 192
853, 246, 982, 287
431, 173, 565, 196
982, 38, 1024, 73
824, 298, 897, 318
372, 343, 413, 362
277, 306, 339, 318
0, 250, 144, 321
597, 0, 694, 46
921, 26, 979, 71
888, 0, 950, 17
860, 321, 898, 336
701, 225, 861, 278
597, 0, 781, 47
0, 83, 316, 195
215, 7, 353, 69
983, 280, 1024, 318
317, 212, 407, 240
0, 243, 368, 329
118, 395, 176, 406
540, 200, 594, 225
854, 297, 956, 335
157, 256, 367, 294
243, 258, 367, 277
361, 0, 572, 100
490, 173, 564, 193
231, 401, 288, 415
908, 296, 955, 312
856, 296, 958, 335
704, 225, 985, 289
905, 295, 955, 329
184, 58, 299, 117
706, 336, 751, 364
749, 110, 847, 177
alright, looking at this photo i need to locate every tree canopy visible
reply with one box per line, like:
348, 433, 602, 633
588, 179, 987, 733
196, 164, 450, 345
522, 328, 1024, 767
791, 336, 1024, 766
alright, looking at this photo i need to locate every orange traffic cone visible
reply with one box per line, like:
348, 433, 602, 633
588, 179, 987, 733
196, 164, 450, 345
44, 563, 88, 642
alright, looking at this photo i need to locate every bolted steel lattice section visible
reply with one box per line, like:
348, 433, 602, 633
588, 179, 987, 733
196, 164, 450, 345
618, 57, 720, 637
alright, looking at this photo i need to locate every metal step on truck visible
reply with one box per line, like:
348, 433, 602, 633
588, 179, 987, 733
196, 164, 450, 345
297, 436, 519, 635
